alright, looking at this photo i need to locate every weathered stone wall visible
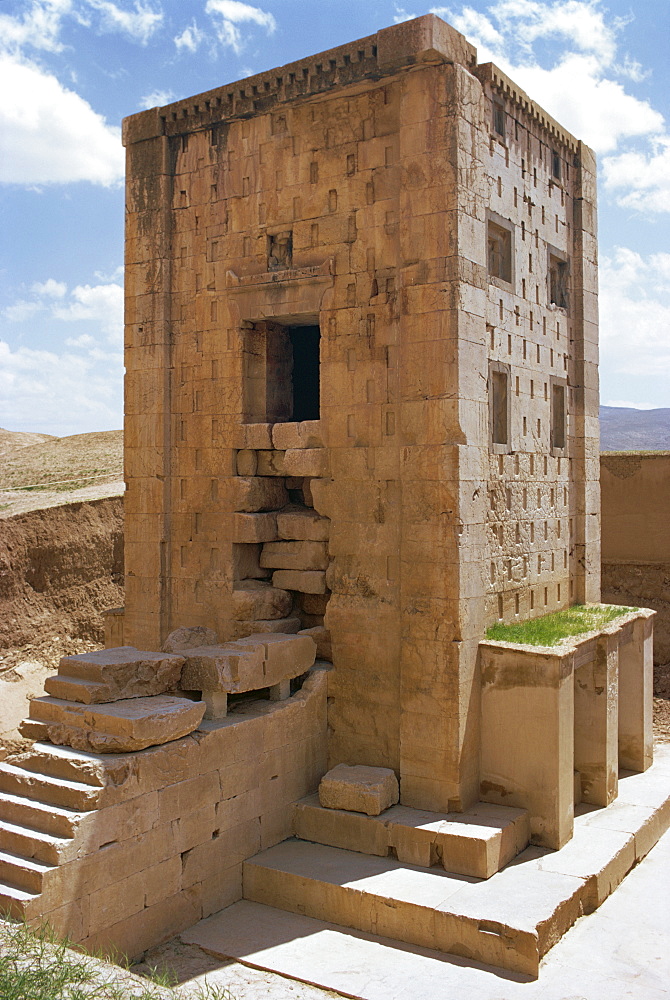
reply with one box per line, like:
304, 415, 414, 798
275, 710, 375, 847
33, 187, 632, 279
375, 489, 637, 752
14, 665, 327, 959
121, 15, 598, 813
601, 452, 670, 663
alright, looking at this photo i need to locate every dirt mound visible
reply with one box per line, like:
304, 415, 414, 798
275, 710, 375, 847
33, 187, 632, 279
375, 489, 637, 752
0, 496, 123, 649
0, 428, 56, 456
0, 496, 124, 751
0, 429, 122, 492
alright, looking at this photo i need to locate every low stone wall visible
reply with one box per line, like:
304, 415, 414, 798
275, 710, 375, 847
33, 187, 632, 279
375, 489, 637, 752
13, 664, 328, 959
601, 453, 670, 664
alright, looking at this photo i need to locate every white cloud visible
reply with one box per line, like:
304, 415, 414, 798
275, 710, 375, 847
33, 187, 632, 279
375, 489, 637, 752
32, 278, 67, 298
205, 0, 276, 54
140, 87, 176, 109
3, 279, 123, 345
602, 136, 670, 214
0, 0, 72, 55
0, 53, 124, 186
599, 248, 670, 381
174, 22, 205, 53
84, 0, 162, 44
393, 7, 417, 23
0, 339, 122, 435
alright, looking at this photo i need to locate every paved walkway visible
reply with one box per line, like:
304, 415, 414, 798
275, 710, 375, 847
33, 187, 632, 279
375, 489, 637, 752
137, 822, 670, 1000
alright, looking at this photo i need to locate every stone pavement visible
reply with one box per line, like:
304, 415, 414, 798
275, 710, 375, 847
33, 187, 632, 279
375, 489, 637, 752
136, 822, 670, 1000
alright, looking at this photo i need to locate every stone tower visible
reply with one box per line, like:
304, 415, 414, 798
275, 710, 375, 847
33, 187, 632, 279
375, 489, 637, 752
120, 14, 600, 813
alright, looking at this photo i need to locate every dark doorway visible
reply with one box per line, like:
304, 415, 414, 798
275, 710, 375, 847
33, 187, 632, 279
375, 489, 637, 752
289, 325, 320, 421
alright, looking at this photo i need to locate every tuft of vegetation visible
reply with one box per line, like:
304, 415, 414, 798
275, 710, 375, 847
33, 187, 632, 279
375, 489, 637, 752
485, 603, 637, 647
0, 920, 235, 1000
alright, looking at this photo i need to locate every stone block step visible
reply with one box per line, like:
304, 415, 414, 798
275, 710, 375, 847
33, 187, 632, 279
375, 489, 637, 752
0, 819, 72, 866
27, 694, 205, 753
0, 880, 41, 920
243, 839, 585, 975
0, 762, 101, 811
44, 675, 107, 704
56, 647, 185, 701
12, 743, 110, 788
0, 791, 83, 838
0, 848, 52, 894
294, 795, 530, 878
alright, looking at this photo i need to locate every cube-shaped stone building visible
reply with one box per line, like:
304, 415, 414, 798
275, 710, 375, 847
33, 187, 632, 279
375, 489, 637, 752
120, 13, 601, 817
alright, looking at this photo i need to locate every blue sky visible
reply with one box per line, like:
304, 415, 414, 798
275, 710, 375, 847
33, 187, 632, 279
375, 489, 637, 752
0, 0, 668, 435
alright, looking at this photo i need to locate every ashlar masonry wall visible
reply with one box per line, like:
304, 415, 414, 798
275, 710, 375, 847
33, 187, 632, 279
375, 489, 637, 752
121, 15, 599, 815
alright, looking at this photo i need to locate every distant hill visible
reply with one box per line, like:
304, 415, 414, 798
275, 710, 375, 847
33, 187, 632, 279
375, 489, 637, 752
600, 406, 670, 452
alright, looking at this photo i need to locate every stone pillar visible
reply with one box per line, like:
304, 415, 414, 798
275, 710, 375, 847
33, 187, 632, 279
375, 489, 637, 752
574, 633, 619, 806
618, 612, 654, 771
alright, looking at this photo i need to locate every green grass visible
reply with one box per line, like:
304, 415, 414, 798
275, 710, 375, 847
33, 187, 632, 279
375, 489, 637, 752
0, 921, 235, 1000
485, 603, 637, 647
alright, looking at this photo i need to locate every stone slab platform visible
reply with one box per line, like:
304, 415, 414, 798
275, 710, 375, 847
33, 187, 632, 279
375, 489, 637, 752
183, 747, 670, 980
25, 695, 205, 752
295, 794, 529, 878
181, 826, 670, 1000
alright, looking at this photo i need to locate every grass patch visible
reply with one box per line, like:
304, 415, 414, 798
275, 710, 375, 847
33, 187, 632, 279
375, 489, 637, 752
0, 921, 235, 999
485, 603, 637, 647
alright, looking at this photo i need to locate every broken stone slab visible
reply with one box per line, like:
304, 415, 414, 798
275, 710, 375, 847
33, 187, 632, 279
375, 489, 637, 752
225, 618, 302, 640
232, 512, 279, 544
162, 627, 219, 653
277, 508, 330, 541
26, 695, 205, 753
181, 634, 317, 698
299, 626, 332, 662
45, 647, 186, 704
319, 764, 399, 816
231, 581, 293, 621
282, 449, 329, 478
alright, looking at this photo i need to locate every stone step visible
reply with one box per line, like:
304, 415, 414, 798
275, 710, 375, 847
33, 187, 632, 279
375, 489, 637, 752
13, 743, 110, 788
0, 819, 72, 866
0, 880, 41, 920
0, 848, 52, 894
294, 795, 530, 879
27, 694, 205, 753
0, 762, 101, 811
243, 838, 585, 976
57, 647, 184, 700
0, 791, 83, 838
44, 675, 108, 704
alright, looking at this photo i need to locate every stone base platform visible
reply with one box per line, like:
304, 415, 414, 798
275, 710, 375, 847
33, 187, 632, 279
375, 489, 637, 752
183, 746, 670, 980
295, 794, 530, 878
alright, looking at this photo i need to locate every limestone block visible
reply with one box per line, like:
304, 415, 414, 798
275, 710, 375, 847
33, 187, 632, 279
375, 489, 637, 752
319, 764, 399, 816
299, 626, 332, 662
180, 642, 266, 694
261, 541, 329, 571
231, 477, 288, 512
277, 508, 330, 541
236, 449, 258, 476
162, 626, 218, 652
283, 449, 329, 478
272, 570, 327, 594
243, 633, 316, 687
233, 512, 278, 543
46, 648, 186, 704
256, 451, 286, 476
225, 618, 302, 639
272, 421, 324, 450
29, 695, 205, 753
232, 580, 293, 620
237, 423, 273, 450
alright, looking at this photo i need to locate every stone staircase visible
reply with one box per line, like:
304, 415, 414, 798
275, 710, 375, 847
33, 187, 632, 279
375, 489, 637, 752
0, 744, 104, 921
234, 788, 546, 974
